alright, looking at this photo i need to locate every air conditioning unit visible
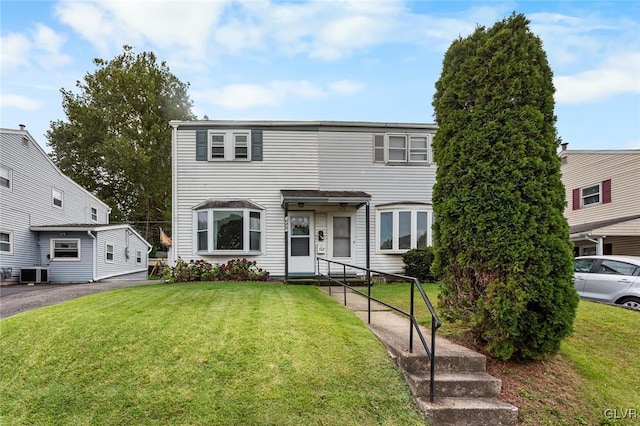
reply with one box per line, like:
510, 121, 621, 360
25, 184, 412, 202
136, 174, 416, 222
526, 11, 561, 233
20, 267, 49, 284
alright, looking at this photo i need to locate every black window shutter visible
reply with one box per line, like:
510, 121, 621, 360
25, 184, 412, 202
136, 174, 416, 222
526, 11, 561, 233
196, 130, 207, 161
251, 130, 263, 161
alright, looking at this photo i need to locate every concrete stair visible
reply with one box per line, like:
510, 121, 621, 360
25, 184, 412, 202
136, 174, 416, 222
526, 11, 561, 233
320, 286, 518, 426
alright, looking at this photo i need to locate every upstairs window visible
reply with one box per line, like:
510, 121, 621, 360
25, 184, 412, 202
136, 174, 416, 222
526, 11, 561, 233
572, 179, 611, 210
0, 165, 12, 190
208, 131, 251, 161
211, 134, 225, 159
377, 206, 432, 253
581, 183, 600, 206
52, 188, 63, 208
136, 249, 143, 265
91, 206, 98, 222
373, 133, 432, 165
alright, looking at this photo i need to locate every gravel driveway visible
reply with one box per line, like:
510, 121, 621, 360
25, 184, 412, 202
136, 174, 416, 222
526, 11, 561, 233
0, 280, 156, 319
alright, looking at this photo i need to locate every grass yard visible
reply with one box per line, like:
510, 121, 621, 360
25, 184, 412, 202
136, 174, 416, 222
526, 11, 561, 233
0, 283, 427, 426
369, 283, 640, 425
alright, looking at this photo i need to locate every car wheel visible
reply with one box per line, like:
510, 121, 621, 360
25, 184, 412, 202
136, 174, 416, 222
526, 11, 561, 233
619, 297, 640, 310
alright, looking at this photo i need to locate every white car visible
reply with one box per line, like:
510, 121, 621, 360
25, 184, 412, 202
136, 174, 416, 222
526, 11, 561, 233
573, 255, 640, 309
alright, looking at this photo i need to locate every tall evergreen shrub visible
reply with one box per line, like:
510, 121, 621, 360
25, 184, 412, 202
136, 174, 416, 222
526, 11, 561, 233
431, 13, 579, 360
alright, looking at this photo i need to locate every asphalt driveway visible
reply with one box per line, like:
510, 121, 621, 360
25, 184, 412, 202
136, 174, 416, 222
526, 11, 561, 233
0, 280, 156, 319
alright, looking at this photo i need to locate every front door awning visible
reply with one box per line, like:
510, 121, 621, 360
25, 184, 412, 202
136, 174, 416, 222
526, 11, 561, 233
280, 189, 371, 208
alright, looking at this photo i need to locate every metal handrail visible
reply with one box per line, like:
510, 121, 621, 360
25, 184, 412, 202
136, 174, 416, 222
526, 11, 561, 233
316, 257, 441, 402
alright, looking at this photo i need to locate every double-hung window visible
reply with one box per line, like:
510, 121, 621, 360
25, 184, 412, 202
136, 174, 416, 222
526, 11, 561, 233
136, 250, 143, 265
0, 165, 12, 190
194, 205, 263, 254
51, 239, 80, 260
208, 131, 251, 161
377, 206, 432, 253
581, 183, 600, 206
52, 188, 63, 208
90, 206, 98, 222
0, 231, 12, 254
211, 134, 225, 159
373, 133, 432, 165
106, 244, 114, 263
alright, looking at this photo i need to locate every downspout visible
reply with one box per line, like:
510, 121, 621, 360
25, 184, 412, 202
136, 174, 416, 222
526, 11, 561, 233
87, 230, 97, 282
284, 203, 289, 283
170, 123, 178, 267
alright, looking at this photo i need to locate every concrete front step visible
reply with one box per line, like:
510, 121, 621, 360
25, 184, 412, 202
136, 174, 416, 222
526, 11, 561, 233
406, 371, 502, 398
392, 347, 487, 374
418, 397, 519, 426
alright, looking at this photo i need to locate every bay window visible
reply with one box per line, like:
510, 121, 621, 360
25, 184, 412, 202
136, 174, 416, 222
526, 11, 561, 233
377, 206, 432, 253
194, 205, 263, 254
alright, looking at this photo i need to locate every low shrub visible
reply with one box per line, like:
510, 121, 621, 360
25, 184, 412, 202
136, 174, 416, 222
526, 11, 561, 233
162, 258, 269, 283
402, 247, 438, 283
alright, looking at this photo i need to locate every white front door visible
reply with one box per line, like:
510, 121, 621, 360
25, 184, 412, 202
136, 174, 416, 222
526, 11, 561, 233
328, 213, 356, 264
288, 212, 315, 274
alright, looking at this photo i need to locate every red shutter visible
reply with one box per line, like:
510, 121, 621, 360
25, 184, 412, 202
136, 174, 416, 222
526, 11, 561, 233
572, 188, 580, 210
602, 179, 612, 204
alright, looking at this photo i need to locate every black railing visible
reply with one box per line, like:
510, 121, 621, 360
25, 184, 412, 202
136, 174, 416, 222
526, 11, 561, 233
316, 258, 441, 402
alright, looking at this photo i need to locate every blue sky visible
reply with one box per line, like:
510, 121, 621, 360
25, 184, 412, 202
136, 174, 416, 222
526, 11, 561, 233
1, 0, 639, 151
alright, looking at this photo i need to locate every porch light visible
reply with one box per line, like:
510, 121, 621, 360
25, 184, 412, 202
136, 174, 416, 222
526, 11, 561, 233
298, 203, 305, 208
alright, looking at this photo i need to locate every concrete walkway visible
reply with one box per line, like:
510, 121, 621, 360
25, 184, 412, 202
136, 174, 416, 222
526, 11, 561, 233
0, 280, 157, 319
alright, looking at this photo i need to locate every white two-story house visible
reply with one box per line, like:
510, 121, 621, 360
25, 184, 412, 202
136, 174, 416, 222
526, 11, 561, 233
560, 145, 640, 256
0, 126, 151, 283
171, 120, 438, 280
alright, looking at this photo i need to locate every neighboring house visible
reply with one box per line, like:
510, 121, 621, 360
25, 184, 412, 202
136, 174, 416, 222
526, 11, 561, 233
560, 145, 640, 256
171, 120, 438, 279
0, 126, 151, 283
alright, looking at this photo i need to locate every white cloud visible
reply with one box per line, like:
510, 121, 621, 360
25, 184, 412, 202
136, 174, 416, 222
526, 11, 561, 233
555, 51, 640, 104
0, 25, 69, 71
0, 33, 31, 70
200, 78, 362, 110
0, 94, 43, 111
54, 0, 228, 57
329, 79, 363, 95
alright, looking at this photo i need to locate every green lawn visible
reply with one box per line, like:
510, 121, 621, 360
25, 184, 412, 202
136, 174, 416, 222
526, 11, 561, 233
0, 283, 427, 426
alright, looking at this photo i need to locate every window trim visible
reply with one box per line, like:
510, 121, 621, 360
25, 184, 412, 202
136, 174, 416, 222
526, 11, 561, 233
0, 230, 13, 255
0, 164, 12, 191
193, 208, 264, 255
373, 133, 432, 165
580, 182, 601, 207
52, 188, 64, 209
208, 130, 252, 161
90, 206, 98, 222
105, 243, 114, 263
376, 206, 432, 254
50, 238, 81, 261
136, 249, 143, 265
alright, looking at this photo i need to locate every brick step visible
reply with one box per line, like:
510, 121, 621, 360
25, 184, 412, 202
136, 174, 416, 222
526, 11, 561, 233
417, 397, 518, 426
406, 371, 502, 398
